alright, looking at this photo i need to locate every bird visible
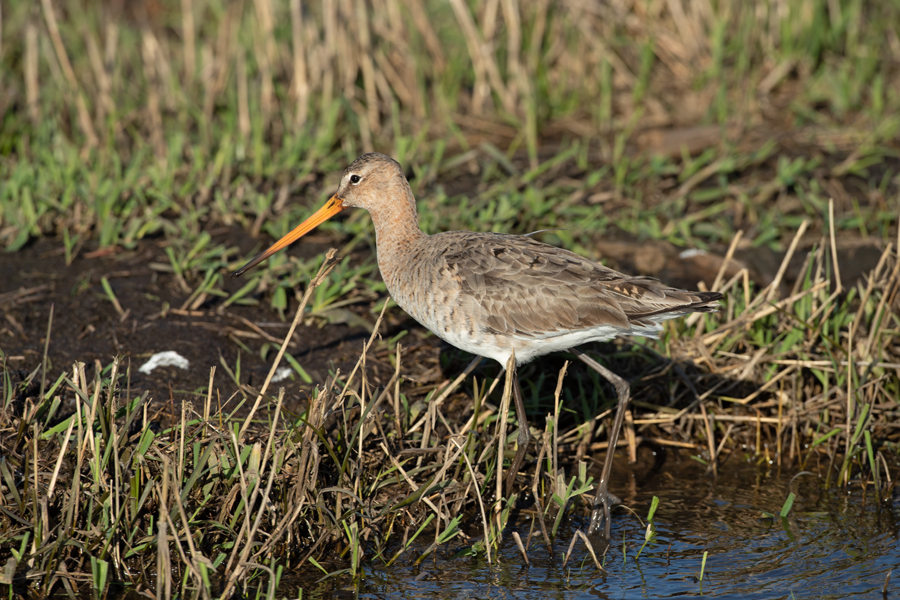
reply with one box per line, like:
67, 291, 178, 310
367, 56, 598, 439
233, 152, 723, 538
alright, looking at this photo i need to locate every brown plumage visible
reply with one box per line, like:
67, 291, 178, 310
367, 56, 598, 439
234, 152, 723, 538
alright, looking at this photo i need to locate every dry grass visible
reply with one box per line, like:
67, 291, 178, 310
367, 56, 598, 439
2, 218, 898, 596
1, 0, 899, 596
3, 0, 898, 164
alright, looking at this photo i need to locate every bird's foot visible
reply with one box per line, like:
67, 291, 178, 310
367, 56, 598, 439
587, 488, 621, 539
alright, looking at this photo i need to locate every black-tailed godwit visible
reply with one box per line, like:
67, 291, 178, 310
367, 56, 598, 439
233, 153, 723, 537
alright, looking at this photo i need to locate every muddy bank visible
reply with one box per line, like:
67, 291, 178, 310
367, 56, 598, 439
2, 229, 885, 423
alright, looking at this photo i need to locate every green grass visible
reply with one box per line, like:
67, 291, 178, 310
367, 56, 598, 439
2, 235, 897, 595
2, 0, 899, 263
2, 0, 900, 596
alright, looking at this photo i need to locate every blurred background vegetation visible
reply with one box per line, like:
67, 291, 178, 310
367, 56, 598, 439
1, 0, 898, 259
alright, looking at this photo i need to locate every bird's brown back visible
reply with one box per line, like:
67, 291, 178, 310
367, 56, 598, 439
403, 231, 722, 340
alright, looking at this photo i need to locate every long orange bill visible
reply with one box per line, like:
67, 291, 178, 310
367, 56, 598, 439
231, 195, 345, 278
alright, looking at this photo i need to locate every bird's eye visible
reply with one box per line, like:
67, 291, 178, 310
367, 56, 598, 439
350, 174, 361, 185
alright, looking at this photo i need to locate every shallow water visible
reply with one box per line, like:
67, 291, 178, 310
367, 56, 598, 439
292, 448, 899, 599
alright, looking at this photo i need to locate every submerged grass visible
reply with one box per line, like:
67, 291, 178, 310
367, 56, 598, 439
1, 0, 900, 596
1, 224, 898, 596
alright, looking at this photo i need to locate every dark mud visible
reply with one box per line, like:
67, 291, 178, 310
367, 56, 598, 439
1, 212, 895, 600
1, 232, 393, 421
1, 227, 884, 425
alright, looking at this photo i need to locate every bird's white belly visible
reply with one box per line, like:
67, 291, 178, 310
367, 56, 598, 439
385, 257, 664, 368
429, 320, 662, 367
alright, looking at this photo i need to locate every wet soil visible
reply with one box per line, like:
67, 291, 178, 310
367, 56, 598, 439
1, 227, 885, 425
1, 232, 396, 421
1, 194, 895, 600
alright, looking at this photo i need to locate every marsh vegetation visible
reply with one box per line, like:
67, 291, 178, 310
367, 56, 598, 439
1, 0, 898, 597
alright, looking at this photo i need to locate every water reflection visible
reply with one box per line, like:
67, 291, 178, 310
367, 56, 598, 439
287, 448, 899, 599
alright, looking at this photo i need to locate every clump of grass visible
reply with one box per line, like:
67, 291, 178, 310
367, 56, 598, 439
0, 256, 452, 596
0, 253, 589, 594
638, 213, 900, 472
2, 0, 900, 595
1, 0, 898, 264
2, 224, 898, 595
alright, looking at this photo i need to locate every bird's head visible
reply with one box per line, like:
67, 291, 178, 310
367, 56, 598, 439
231, 153, 412, 277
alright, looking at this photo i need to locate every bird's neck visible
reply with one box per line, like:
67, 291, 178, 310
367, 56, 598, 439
368, 189, 427, 286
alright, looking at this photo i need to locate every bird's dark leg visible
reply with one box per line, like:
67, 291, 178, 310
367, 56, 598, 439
569, 347, 630, 539
504, 370, 531, 498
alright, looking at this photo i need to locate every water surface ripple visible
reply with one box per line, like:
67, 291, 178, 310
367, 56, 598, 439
354, 450, 899, 599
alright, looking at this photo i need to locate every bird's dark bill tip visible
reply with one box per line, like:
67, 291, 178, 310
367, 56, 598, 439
231, 252, 269, 278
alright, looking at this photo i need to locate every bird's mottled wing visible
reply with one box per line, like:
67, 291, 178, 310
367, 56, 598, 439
437, 232, 720, 338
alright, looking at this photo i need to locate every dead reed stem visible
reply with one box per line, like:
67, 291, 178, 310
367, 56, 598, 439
40, 0, 98, 146
24, 20, 39, 124
181, 0, 196, 82
290, 0, 309, 126
239, 249, 338, 439
495, 352, 516, 515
